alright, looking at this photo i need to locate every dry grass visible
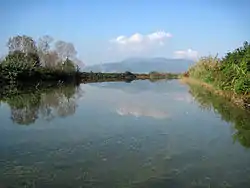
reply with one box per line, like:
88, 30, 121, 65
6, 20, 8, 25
187, 42, 250, 95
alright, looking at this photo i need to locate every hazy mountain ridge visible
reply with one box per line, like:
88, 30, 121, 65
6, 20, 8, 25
83, 58, 195, 73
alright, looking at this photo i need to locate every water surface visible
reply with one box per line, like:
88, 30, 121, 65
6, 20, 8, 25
0, 80, 250, 188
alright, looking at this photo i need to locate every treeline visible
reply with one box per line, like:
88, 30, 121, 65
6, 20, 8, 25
187, 41, 250, 95
80, 71, 136, 82
0, 35, 83, 83
0, 34, 182, 85
0, 35, 140, 84
135, 72, 180, 80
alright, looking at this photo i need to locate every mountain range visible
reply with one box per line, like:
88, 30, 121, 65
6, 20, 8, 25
83, 57, 195, 73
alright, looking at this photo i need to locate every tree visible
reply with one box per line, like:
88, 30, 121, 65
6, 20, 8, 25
0, 55, 5, 62
37, 35, 53, 53
62, 58, 76, 72
72, 57, 84, 68
55, 40, 77, 60
7, 35, 37, 54
70, 57, 84, 72
37, 35, 54, 66
44, 50, 60, 68
3, 51, 40, 68
26, 52, 41, 67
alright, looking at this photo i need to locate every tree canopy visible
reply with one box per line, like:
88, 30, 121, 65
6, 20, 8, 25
0, 35, 84, 82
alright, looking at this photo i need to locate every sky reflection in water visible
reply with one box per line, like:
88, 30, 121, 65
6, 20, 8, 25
0, 80, 249, 188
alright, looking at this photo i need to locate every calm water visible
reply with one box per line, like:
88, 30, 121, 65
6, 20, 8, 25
0, 80, 250, 188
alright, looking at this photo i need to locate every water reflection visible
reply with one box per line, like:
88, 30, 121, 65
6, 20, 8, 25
116, 104, 169, 119
188, 83, 250, 148
0, 85, 83, 125
0, 80, 250, 188
90, 79, 182, 94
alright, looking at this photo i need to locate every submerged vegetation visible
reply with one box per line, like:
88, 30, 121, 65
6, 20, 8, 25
186, 41, 250, 102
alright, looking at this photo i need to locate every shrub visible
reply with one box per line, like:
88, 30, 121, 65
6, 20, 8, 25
188, 41, 250, 95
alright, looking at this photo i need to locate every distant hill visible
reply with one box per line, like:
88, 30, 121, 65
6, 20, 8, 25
83, 57, 195, 73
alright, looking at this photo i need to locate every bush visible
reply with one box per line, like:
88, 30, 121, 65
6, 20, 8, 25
0, 51, 41, 81
188, 41, 250, 95
0, 51, 79, 83
0, 35, 82, 84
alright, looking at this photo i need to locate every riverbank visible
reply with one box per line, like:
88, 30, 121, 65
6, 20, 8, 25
0, 68, 177, 85
0, 53, 138, 84
182, 41, 250, 110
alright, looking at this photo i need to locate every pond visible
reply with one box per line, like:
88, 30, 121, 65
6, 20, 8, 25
0, 80, 250, 188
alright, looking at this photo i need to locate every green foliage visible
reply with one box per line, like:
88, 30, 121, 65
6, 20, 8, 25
62, 58, 77, 73
0, 35, 81, 83
188, 41, 250, 95
0, 51, 40, 81
1, 34, 178, 85
79, 71, 136, 82
0, 51, 78, 82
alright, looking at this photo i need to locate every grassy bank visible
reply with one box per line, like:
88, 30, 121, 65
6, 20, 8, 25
183, 41, 250, 109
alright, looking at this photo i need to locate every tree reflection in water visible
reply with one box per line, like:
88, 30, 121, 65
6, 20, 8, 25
0, 84, 83, 125
188, 83, 250, 148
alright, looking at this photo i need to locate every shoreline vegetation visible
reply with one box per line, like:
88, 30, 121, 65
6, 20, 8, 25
182, 41, 250, 109
0, 35, 179, 86
0, 35, 249, 109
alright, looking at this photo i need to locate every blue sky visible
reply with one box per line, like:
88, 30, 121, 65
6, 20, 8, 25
1, 0, 249, 65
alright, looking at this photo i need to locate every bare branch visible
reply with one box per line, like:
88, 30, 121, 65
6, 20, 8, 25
7, 35, 37, 54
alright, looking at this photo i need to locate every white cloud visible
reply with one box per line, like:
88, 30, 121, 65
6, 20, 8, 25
174, 49, 198, 60
110, 31, 172, 51
147, 31, 172, 41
